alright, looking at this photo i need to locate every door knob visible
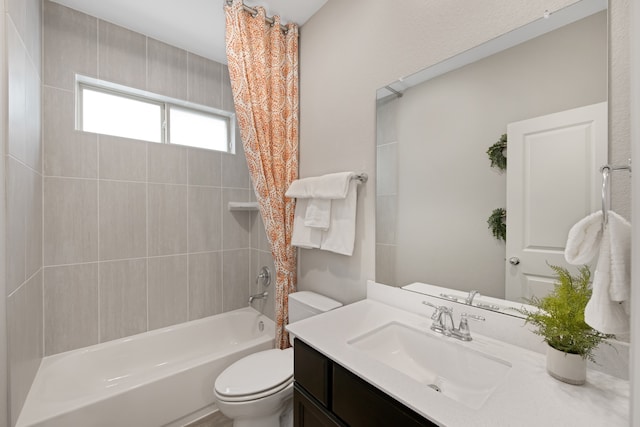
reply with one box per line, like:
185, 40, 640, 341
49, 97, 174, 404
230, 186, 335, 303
508, 257, 520, 265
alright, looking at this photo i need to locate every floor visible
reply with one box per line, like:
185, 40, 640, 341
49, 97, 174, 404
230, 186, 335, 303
185, 411, 233, 427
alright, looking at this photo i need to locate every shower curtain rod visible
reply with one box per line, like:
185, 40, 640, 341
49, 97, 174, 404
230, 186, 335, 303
225, 0, 289, 33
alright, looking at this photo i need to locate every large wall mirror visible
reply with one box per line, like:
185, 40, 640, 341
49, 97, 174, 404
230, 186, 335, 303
375, 0, 610, 306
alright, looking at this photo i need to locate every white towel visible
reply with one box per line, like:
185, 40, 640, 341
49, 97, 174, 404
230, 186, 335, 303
607, 212, 631, 309
319, 180, 358, 256
291, 199, 322, 249
285, 172, 355, 199
304, 199, 331, 230
577, 211, 632, 335
564, 211, 603, 265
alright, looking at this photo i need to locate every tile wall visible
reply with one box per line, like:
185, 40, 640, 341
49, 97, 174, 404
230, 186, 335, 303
375, 96, 398, 286
41, 0, 274, 357
5, 0, 43, 424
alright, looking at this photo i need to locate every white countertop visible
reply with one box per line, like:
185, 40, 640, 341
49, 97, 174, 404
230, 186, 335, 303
287, 299, 629, 427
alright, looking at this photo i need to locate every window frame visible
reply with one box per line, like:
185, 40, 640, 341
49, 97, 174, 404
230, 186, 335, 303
75, 75, 236, 153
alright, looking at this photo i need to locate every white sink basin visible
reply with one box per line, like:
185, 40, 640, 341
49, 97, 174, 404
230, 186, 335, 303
348, 322, 512, 409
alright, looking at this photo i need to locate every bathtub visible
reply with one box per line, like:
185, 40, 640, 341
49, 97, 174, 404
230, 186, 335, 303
16, 307, 275, 427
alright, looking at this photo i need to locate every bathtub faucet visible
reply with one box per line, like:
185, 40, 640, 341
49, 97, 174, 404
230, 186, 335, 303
248, 291, 268, 304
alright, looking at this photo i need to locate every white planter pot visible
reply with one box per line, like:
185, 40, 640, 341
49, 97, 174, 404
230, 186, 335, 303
546, 344, 586, 385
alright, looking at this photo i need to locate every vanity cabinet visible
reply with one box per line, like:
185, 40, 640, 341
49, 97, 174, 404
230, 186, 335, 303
294, 339, 436, 427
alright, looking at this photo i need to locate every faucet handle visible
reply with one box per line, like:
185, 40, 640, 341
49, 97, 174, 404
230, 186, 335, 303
461, 313, 485, 322
456, 313, 486, 341
422, 301, 440, 320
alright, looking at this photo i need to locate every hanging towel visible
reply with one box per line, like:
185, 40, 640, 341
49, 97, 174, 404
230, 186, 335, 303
564, 211, 603, 265
574, 210, 632, 335
286, 172, 355, 232
285, 172, 355, 199
607, 212, 631, 311
319, 180, 358, 256
291, 199, 322, 249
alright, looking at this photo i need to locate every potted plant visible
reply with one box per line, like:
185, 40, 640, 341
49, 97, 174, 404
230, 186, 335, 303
518, 264, 614, 385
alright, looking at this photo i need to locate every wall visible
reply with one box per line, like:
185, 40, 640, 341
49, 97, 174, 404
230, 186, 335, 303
41, 0, 273, 357
4, 0, 43, 425
377, 13, 607, 296
1, 1, 7, 426
298, 0, 631, 305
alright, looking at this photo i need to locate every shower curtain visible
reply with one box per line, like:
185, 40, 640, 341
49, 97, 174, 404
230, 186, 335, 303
225, 0, 299, 349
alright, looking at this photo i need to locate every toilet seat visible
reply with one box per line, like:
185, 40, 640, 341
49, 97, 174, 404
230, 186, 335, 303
215, 348, 293, 403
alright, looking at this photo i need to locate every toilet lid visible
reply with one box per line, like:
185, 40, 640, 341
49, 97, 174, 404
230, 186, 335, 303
215, 348, 293, 399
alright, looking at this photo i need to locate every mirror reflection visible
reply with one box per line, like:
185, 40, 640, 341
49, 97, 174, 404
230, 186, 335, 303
375, 3, 609, 308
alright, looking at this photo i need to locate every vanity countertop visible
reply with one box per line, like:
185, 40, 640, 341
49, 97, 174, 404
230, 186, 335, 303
287, 298, 629, 427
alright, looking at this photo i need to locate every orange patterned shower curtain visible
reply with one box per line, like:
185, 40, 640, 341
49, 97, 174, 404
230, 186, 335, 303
225, 0, 299, 349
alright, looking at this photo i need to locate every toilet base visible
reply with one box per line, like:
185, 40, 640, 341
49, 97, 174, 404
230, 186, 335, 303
216, 383, 293, 427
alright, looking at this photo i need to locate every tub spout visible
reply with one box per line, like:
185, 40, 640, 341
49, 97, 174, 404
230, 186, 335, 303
248, 291, 268, 304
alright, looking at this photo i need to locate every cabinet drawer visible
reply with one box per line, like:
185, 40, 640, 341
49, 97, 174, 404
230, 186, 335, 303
294, 385, 344, 427
332, 364, 436, 427
294, 339, 331, 407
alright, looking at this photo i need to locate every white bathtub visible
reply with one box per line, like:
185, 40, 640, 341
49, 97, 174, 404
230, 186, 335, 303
16, 307, 275, 427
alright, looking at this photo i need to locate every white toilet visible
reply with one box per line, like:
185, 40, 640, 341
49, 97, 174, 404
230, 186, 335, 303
214, 291, 342, 427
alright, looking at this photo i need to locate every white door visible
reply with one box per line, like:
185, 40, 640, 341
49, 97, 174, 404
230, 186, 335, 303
505, 102, 607, 302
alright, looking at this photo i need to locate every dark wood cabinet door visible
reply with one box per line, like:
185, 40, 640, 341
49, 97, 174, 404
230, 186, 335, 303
294, 385, 344, 427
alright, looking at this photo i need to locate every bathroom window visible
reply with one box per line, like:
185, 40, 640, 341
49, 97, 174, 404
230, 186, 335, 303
77, 76, 234, 153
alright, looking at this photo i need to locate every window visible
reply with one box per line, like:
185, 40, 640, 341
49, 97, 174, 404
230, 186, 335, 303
76, 76, 235, 153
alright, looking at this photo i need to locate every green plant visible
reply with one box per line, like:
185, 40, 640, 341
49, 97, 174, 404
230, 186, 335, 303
518, 265, 614, 362
486, 133, 507, 170
487, 208, 506, 241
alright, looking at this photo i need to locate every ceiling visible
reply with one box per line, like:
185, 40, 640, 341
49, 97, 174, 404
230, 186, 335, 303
51, 0, 328, 64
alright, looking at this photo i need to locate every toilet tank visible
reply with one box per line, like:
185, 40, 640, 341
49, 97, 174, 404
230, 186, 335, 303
288, 291, 342, 324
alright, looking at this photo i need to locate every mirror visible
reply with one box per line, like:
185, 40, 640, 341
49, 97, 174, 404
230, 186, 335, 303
375, 0, 609, 310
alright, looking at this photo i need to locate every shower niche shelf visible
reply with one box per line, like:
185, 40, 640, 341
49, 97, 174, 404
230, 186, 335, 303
228, 201, 259, 211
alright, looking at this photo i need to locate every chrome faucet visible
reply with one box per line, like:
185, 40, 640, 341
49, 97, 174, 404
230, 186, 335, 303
422, 301, 485, 341
248, 291, 268, 304
465, 290, 480, 305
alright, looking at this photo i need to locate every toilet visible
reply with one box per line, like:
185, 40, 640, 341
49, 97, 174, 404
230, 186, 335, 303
214, 291, 342, 427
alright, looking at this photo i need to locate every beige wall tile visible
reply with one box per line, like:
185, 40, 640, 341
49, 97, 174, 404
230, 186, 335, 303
221, 129, 250, 189
43, 86, 98, 178
7, 158, 26, 294
44, 263, 99, 355
25, 59, 41, 172
99, 259, 147, 342
148, 143, 187, 184
44, 177, 98, 265
25, 168, 42, 279
148, 255, 188, 330
43, 0, 97, 90
187, 53, 223, 109
24, 0, 41, 73
98, 20, 147, 89
147, 38, 188, 100
188, 187, 222, 252
148, 184, 187, 256
98, 135, 147, 182
7, 271, 43, 426
250, 211, 271, 253
222, 249, 250, 312
188, 147, 221, 187
99, 181, 146, 261
188, 252, 222, 320
7, 20, 26, 162
222, 189, 251, 250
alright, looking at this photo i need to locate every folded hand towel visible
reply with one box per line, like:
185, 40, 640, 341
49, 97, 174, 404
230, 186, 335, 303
304, 199, 331, 230
285, 172, 355, 199
291, 199, 322, 249
319, 180, 358, 256
564, 211, 603, 265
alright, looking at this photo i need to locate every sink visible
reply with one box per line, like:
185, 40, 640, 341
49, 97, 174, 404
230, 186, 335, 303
348, 322, 511, 409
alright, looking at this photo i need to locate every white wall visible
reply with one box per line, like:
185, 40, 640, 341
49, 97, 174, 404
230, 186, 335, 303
0, 0, 8, 424
298, 0, 582, 303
